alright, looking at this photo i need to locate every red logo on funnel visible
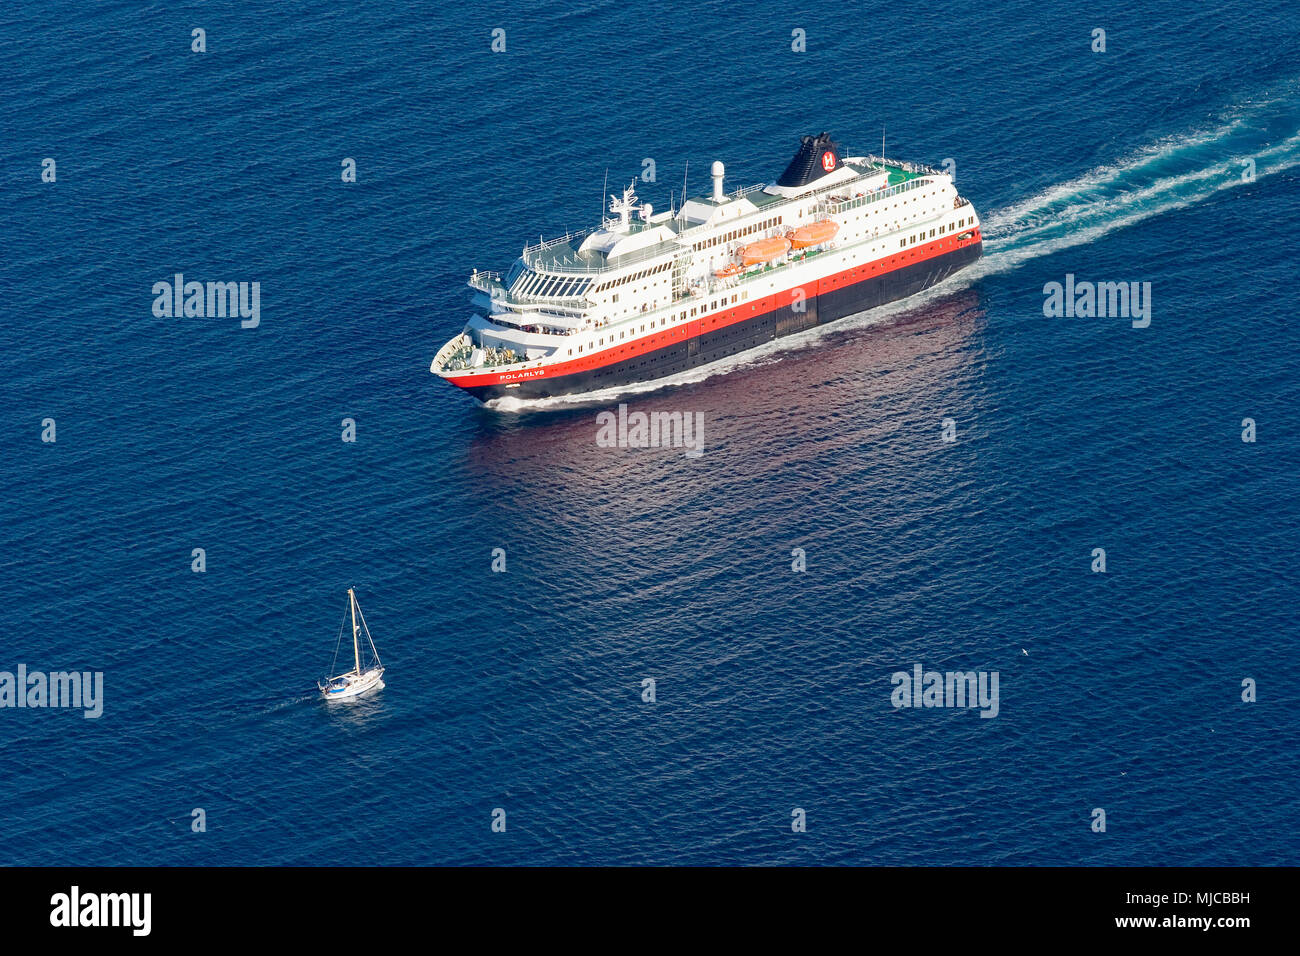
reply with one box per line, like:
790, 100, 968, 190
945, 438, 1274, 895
821, 151, 836, 172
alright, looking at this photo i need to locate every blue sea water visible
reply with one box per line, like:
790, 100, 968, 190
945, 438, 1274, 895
2, 0, 1298, 866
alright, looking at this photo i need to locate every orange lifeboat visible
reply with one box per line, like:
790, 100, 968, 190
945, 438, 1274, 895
714, 263, 743, 278
739, 236, 791, 266
789, 220, 839, 248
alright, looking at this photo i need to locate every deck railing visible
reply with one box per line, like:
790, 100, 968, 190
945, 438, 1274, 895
822, 175, 930, 215
861, 154, 943, 176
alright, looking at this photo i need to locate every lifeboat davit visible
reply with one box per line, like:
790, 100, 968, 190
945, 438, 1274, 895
739, 236, 791, 266
789, 220, 839, 248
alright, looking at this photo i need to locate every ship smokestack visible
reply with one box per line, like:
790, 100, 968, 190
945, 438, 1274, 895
711, 161, 725, 202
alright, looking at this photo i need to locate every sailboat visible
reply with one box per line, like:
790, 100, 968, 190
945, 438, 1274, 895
319, 588, 385, 700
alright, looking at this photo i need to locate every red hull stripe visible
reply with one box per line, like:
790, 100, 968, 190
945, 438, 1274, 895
449, 229, 982, 389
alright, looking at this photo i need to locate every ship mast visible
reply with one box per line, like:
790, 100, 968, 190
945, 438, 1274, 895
609, 182, 640, 228
349, 588, 361, 675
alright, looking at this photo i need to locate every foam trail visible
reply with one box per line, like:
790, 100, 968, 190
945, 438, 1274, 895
486, 93, 1300, 411
976, 106, 1300, 277
980, 119, 1249, 234
253, 692, 317, 715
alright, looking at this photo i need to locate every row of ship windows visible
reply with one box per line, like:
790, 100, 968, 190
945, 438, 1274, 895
567, 293, 749, 356
847, 201, 941, 230
592, 260, 672, 293
882, 188, 936, 213
608, 277, 667, 306
692, 217, 782, 252
899, 218, 970, 247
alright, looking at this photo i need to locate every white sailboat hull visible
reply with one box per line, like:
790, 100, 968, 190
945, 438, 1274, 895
319, 666, 385, 700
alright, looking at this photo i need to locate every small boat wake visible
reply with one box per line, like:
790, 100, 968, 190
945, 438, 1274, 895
261, 692, 319, 713
484, 85, 1300, 413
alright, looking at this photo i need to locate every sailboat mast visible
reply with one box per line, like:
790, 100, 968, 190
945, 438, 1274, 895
349, 588, 361, 675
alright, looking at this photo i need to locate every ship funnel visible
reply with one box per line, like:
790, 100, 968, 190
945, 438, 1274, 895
777, 132, 842, 188
711, 161, 725, 202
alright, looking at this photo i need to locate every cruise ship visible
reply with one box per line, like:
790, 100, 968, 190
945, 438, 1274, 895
431, 132, 982, 402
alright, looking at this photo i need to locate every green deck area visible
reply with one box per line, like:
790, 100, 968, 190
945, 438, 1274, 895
881, 163, 923, 186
